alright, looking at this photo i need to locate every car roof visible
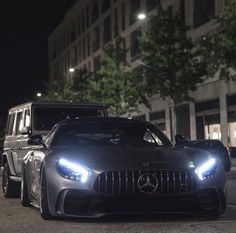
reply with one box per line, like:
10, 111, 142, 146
57, 117, 150, 127
8, 102, 106, 111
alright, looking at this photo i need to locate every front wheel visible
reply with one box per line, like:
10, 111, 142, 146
40, 170, 53, 220
2, 163, 20, 198
21, 167, 31, 207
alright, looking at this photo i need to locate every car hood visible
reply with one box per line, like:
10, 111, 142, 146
51, 145, 212, 171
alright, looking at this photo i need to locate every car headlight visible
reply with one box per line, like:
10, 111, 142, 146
57, 158, 89, 183
195, 158, 217, 181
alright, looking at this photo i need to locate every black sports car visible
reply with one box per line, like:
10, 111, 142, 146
21, 118, 226, 219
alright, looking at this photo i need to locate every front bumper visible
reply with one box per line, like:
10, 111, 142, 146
53, 188, 226, 218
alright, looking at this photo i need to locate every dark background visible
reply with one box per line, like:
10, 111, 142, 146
0, 0, 75, 127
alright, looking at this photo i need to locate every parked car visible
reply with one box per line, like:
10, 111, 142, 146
175, 136, 231, 172
21, 117, 226, 219
1, 102, 107, 197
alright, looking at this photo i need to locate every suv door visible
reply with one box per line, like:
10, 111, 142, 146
4, 112, 17, 174
13, 108, 31, 176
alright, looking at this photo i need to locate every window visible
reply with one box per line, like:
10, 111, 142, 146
130, 28, 142, 58
7, 113, 15, 136
78, 41, 82, 62
149, 111, 166, 134
93, 55, 101, 72
82, 37, 86, 59
196, 99, 219, 113
52, 41, 56, 59
86, 5, 90, 28
93, 25, 100, 52
179, 0, 185, 21
146, 0, 159, 12
52, 122, 170, 147
71, 45, 78, 66
176, 104, 190, 139
104, 15, 112, 45
24, 109, 30, 128
70, 20, 76, 43
121, 2, 126, 31
193, 0, 215, 28
130, 0, 141, 25
114, 8, 119, 37
87, 33, 91, 57
227, 94, 236, 147
102, 0, 111, 13
196, 99, 220, 140
150, 111, 165, 122
132, 114, 146, 121
77, 15, 81, 37
15, 112, 23, 135
33, 107, 106, 131
82, 10, 85, 32
92, 0, 99, 23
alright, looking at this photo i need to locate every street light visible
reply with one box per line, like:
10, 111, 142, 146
69, 68, 75, 73
36, 92, 42, 98
138, 13, 147, 20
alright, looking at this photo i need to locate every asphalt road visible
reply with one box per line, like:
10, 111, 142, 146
0, 168, 236, 233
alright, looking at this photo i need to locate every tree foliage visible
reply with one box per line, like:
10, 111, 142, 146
89, 37, 148, 116
41, 78, 76, 102
200, 0, 236, 81
41, 68, 93, 102
140, 4, 206, 104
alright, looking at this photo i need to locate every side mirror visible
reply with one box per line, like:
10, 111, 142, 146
20, 127, 31, 135
175, 134, 189, 145
28, 135, 43, 146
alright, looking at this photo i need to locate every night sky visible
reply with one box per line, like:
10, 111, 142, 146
0, 0, 75, 119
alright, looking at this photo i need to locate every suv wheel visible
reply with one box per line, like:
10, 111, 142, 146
40, 171, 53, 220
21, 168, 31, 207
2, 163, 20, 197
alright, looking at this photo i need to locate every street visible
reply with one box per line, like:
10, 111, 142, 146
0, 161, 236, 233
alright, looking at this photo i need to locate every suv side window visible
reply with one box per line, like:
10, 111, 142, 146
15, 111, 23, 135
6, 113, 16, 136
24, 108, 30, 128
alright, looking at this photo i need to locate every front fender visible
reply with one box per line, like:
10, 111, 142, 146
1, 151, 16, 176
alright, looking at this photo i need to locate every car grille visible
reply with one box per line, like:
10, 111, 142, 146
94, 170, 196, 196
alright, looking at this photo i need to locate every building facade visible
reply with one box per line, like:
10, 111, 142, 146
48, 0, 236, 147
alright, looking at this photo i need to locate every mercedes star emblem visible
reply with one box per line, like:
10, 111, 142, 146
138, 173, 158, 193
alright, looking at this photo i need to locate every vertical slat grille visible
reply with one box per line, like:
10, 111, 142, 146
94, 170, 196, 196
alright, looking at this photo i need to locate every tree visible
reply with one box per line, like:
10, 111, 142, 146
41, 68, 94, 103
140, 4, 206, 139
200, 0, 236, 81
41, 78, 76, 102
89, 37, 148, 116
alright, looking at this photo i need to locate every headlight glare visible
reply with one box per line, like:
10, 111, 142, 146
57, 158, 89, 183
195, 158, 216, 181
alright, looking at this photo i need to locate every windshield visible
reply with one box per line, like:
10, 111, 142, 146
33, 107, 106, 131
51, 122, 172, 147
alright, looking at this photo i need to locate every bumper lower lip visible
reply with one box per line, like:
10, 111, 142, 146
53, 188, 226, 218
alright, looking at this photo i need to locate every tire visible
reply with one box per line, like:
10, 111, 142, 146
21, 167, 31, 207
2, 163, 20, 198
40, 170, 53, 220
